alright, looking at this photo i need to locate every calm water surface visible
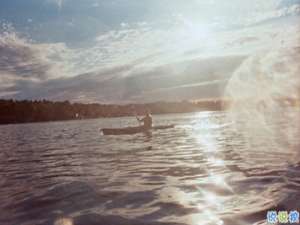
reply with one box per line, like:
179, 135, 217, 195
0, 111, 299, 225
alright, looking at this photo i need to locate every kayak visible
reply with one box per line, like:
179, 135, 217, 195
101, 124, 175, 135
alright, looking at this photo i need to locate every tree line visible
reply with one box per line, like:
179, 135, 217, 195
0, 99, 225, 125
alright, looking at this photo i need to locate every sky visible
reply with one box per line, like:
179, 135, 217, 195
0, 0, 300, 103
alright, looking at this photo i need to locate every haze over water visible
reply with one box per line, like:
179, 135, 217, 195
1, 111, 299, 225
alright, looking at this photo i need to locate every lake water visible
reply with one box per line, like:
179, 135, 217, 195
0, 111, 299, 225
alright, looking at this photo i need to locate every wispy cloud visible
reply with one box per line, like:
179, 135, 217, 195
4, 54, 246, 102
48, 0, 64, 10
0, 27, 73, 97
1, 32, 72, 77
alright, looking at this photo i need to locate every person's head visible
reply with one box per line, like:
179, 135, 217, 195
145, 109, 151, 116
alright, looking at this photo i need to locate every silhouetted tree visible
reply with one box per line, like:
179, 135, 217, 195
0, 99, 228, 125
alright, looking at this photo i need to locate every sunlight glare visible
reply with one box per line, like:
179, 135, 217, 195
54, 217, 73, 225
173, 16, 214, 54
191, 209, 224, 225
209, 172, 234, 194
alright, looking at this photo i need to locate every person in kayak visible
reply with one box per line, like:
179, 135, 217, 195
136, 111, 152, 129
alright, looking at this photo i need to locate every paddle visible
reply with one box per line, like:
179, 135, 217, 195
132, 106, 142, 125
135, 115, 142, 125
133, 109, 141, 124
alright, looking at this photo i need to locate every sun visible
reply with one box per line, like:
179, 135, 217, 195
172, 15, 214, 55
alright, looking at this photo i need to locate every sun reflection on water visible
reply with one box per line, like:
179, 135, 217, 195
187, 112, 234, 225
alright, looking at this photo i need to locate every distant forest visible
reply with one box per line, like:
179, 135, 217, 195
0, 99, 226, 125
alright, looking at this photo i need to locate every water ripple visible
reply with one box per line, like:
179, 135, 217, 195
0, 111, 299, 225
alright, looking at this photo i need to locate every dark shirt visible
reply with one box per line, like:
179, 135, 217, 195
141, 115, 152, 129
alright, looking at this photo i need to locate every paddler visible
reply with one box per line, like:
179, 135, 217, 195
136, 110, 152, 129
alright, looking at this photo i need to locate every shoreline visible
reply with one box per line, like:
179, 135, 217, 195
0, 99, 226, 125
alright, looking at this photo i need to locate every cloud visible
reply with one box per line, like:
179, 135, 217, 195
0, 32, 68, 80
0, 0, 298, 46
134, 80, 228, 102
279, 0, 300, 8
0, 32, 50, 80
48, 0, 64, 10
0, 28, 72, 97
0, 6, 299, 103
5, 55, 245, 103
252, 3, 300, 24
235, 0, 300, 27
